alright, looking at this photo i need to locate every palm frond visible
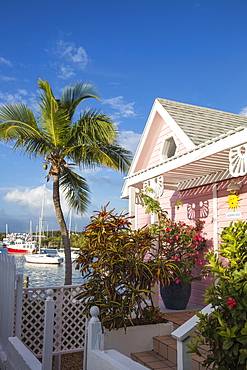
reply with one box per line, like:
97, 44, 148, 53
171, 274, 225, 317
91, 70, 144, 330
37, 79, 70, 147
74, 108, 117, 143
60, 82, 100, 119
0, 102, 50, 156
99, 144, 132, 174
60, 168, 90, 213
0, 103, 39, 140
68, 142, 132, 174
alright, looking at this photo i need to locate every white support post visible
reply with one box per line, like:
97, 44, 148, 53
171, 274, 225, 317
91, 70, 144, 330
42, 289, 54, 370
177, 338, 192, 370
87, 306, 103, 370
128, 186, 136, 230
15, 273, 23, 339
212, 183, 218, 252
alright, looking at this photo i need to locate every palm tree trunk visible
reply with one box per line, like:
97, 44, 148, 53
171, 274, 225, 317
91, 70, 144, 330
53, 174, 72, 285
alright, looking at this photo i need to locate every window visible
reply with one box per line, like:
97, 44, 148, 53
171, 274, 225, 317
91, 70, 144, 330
161, 136, 177, 160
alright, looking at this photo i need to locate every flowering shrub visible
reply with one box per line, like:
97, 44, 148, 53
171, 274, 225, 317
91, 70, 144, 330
75, 203, 177, 331
142, 306, 167, 324
153, 218, 206, 285
188, 220, 247, 369
139, 188, 206, 285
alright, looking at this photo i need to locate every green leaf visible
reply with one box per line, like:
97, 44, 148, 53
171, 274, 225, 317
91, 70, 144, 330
222, 338, 234, 350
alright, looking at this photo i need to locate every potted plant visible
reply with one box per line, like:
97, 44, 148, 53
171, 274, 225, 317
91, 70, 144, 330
139, 188, 206, 310
188, 220, 247, 369
154, 218, 206, 309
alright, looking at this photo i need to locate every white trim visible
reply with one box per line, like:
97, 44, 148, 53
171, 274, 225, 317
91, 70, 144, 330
155, 99, 195, 150
122, 127, 247, 198
123, 99, 195, 184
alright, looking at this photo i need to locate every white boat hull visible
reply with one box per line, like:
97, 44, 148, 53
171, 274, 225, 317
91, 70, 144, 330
57, 250, 79, 260
25, 254, 63, 264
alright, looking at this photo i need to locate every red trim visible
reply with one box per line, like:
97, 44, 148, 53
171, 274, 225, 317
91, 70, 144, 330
7, 247, 31, 254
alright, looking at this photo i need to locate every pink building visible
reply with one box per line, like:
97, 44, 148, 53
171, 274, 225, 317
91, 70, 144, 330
122, 98, 247, 307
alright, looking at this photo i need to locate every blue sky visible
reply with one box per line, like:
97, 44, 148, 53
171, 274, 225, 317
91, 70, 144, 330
1, 0, 247, 233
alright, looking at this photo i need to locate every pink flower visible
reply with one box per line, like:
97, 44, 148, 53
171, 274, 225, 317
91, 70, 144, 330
197, 258, 203, 265
174, 278, 181, 284
227, 297, 237, 308
171, 256, 181, 261
175, 235, 179, 240
166, 227, 172, 232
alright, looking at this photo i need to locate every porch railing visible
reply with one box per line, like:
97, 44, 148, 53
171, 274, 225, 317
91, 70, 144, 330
171, 303, 213, 370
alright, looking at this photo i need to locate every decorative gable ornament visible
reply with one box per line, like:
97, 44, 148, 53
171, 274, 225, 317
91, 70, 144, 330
143, 176, 164, 198
229, 144, 247, 177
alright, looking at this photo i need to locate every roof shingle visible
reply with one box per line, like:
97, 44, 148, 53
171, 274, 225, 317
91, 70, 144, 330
157, 98, 247, 146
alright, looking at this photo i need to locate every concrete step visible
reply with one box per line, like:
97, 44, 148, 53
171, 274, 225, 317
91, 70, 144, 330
131, 349, 176, 370
132, 335, 212, 370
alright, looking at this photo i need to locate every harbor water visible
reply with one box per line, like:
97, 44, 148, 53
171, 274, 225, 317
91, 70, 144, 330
0, 248, 84, 287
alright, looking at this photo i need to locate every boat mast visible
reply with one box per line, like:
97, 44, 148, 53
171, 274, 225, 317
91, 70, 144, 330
68, 209, 72, 239
39, 193, 45, 252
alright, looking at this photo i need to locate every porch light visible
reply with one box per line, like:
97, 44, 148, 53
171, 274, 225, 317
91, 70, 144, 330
227, 180, 242, 193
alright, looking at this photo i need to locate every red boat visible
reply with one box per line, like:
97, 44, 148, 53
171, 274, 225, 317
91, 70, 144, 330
6, 236, 38, 254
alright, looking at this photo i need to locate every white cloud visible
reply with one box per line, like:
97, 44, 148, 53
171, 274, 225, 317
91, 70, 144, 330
3, 185, 75, 220
0, 57, 12, 67
51, 40, 90, 79
3, 186, 54, 216
18, 89, 28, 96
58, 65, 76, 80
0, 91, 26, 104
239, 106, 247, 116
102, 96, 137, 118
0, 90, 37, 111
0, 74, 15, 81
118, 130, 141, 154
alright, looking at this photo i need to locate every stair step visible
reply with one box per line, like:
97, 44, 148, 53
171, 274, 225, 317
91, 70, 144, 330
131, 350, 176, 370
132, 335, 212, 370
153, 335, 176, 363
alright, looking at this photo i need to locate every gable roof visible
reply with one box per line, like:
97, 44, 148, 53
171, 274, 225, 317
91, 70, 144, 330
122, 98, 247, 198
157, 98, 247, 146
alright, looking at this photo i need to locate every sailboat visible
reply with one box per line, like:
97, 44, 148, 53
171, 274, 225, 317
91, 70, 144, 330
57, 210, 80, 261
25, 193, 63, 265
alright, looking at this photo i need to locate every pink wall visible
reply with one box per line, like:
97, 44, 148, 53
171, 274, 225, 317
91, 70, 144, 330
131, 105, 247, 307
133, 113, 188, 173
135, 175, 247, 307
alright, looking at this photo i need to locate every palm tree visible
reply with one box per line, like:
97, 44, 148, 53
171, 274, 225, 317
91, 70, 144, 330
0, 79, 132, 284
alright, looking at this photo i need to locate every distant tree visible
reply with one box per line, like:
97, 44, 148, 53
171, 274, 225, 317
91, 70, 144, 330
0, 79, 131, 284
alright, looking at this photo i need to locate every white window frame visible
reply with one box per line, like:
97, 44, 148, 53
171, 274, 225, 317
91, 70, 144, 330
160, 134, 178, 161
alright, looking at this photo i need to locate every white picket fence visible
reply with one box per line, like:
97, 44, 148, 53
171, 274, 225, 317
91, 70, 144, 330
0, 254, 17, 363
20, 284, 86, 357
0, 253, 86, 369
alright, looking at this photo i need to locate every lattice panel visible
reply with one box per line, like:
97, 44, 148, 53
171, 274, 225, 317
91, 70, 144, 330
19, 285, 86, 356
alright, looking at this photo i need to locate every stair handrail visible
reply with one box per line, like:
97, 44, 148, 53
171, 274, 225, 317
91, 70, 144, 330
171, 304, 213, 370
